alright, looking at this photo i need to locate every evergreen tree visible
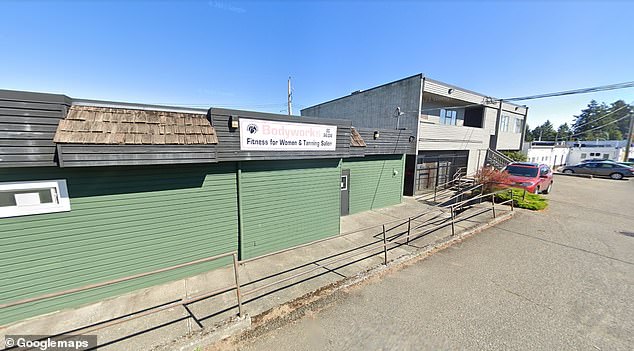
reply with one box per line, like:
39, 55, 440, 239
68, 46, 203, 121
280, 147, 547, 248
531, 120, 557, 141
524, 124, 534, 142
557, 123, 572, 141
572, 100, 626, 140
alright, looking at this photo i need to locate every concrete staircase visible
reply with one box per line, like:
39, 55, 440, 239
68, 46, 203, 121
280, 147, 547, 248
485, 148, 513, 170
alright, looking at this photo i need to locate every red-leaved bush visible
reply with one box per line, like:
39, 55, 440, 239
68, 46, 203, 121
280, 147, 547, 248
474, 166, 511, 192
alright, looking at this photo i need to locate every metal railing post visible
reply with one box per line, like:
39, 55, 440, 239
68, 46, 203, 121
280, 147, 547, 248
407, 217, 411, 244
523, 189, 527, 201
491, 193, 497, 218
509, 189, 514, 211
382, 224, 388, 265
450, 205, 455, 236
232, 253, 243, 317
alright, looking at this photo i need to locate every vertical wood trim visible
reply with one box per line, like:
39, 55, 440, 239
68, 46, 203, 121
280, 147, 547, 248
56, 144, 64, 168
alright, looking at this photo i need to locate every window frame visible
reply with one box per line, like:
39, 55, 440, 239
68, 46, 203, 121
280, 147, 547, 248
0, 179, 71, 218
500, 115, 510, 132
513, 117, 523, 133
440, 109, 457, 126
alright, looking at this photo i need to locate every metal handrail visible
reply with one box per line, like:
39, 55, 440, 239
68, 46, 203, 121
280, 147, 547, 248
1, 187, 515, 342
438, 183, 483, 208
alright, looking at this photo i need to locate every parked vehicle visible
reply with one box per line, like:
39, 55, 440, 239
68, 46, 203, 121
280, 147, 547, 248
501, 162, 554, 194
580, 159, 634, 167
561, 161, 634, 180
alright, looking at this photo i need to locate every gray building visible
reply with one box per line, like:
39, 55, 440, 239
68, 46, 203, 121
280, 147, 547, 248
301, 74, 529, 195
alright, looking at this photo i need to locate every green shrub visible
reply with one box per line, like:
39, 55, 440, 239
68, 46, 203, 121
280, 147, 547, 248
495, 188, 548, 210
501, 150, 528, 162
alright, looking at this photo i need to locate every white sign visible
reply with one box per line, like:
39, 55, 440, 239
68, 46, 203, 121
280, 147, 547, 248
239, 118, 337, 151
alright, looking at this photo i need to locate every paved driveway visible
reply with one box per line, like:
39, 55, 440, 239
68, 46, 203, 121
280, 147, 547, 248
238, 176, 634, 351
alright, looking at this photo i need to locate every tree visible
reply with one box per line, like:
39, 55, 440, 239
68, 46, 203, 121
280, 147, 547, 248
572, 100, 627, 140
530, 120, 557, 141
557, 123, 572, 141
610, 100, 633, 138
524, 124, 534, 142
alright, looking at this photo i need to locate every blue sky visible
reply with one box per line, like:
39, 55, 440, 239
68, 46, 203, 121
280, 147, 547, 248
1, 0, 632, 128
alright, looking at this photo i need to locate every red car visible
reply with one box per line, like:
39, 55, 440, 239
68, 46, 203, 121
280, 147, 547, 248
501, 162, 553, 194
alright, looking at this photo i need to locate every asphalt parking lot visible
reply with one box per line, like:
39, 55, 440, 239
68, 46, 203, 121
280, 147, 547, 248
236, 175, 634, 351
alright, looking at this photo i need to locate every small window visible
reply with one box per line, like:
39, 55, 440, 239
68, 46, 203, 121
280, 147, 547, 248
0, 180, 70, 218
340, 176, 348, 191
599, 163, 614, 168
513, 117, 523, 133
500, 115, 510, 132
580, 153, 587, 159
440, 109, 457, 125
603, 153, 609, 159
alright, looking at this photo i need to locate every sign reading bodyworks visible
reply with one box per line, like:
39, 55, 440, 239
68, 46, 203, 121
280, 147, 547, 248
239, 118, 337, 151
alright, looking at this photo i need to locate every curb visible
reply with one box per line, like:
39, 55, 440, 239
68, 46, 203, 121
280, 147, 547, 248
172, 210, 515, 351
553, 172, 593, 179
153, 314, 252, 351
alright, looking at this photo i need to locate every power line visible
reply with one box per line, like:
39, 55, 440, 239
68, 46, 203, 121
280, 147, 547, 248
571, 103, 631, 129
499, 81, 634, 102
568, 114, 631, 138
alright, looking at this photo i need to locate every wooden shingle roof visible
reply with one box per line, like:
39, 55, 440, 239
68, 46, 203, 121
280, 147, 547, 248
53, 105, 218, 145
350, 127, 367, 147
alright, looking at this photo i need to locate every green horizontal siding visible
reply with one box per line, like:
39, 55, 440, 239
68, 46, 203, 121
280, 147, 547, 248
342, 155, 405, 214
0, 164, 238, 325
239, 159, 340, 259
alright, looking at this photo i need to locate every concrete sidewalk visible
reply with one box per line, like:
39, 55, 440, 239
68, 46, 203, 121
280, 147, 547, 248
236, 176, 634, 351
2, 197, 513, 351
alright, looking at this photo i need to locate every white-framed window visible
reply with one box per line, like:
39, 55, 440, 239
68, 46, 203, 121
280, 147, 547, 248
513, 117, 523, 133
581, 153, 587, 159
501, 115, 510, 132
440, 109, 457, 125
0, 180, 71, 218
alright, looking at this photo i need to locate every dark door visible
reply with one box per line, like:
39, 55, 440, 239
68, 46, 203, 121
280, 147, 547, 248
340, 169, 350, 216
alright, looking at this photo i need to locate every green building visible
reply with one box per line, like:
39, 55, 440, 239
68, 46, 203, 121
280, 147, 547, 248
0, 89, 414, 326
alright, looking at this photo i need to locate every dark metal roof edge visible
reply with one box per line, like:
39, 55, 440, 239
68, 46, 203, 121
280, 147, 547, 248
0, 89, 72, 105
300, 73, 424, 112
72, 99, 209, 114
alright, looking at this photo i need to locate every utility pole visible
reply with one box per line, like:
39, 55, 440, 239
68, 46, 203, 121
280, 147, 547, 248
624, 113, 634, 161
287, 77, 292, 116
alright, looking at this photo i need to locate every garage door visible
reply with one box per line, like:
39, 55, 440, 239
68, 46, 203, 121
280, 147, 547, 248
239, 159, 340, 259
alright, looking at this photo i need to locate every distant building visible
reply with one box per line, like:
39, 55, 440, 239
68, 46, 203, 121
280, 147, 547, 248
301, 74, 528, 195
522, 141, 569, 169
565, 140, 632, 165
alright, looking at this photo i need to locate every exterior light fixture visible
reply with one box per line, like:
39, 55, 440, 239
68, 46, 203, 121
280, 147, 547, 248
229, 115, 239, 130
374, 131, 380, 139
448, 88, 454, 94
